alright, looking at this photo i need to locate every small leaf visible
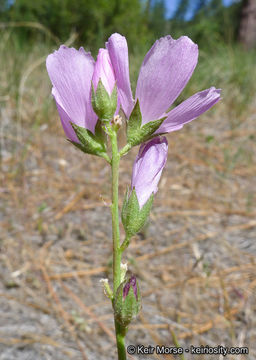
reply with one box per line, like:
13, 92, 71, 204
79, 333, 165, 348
94, 118, 106, 145
91, 80, 117, 121
127, 100, 166, 147
127, 100, 142, 142
122, 189, 154, 238
70, 121, 108, 160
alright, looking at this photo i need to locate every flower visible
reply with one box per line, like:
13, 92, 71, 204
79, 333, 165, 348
131, 137, 168, 208
109, 33, 220, 132
46, 40, 124, 142
46, 33, 220, 144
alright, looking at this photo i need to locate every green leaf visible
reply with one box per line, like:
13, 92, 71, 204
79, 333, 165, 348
70, 121, 109, 160
127, 100, 142, 141
91, 80, 117, 121
127, 100, 166, 147
121, 189, 154, 238
94, 117, 106, 145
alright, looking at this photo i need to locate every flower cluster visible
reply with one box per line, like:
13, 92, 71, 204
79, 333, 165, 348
46, 32, 220, 216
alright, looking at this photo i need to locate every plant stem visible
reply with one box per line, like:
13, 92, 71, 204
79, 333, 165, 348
114, 320, 127, 360
110, 129, 127, 360
110, 130, 121, 295
120, 235, 130, 253
119, 143, 132, 157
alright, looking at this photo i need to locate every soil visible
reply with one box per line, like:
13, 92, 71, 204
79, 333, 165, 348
0, 102, 255, 359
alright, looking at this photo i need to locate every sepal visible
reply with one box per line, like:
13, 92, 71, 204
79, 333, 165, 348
91, 80, 117, 121
114, 275, 141, 327
121, 188, 154, 238
127, 100, 166, 147
69, 120, 109, 161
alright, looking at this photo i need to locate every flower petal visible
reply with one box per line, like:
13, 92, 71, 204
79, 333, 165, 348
106, 33, 134, 118
46, 45, 97, 133
131, 137, 168, 208
52, 88, 79, 143
92, 48, 116, 95
136, 35, 198, 124
156, 87, 221, 134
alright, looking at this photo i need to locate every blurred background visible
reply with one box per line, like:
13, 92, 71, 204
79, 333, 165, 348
0, 1, 255, 359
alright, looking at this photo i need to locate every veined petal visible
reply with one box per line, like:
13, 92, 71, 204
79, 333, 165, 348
106, 33, 134, 118
157, 87, 221, 134
92, 48, 115, 95
46, 45, 97, 133
136, 35, 198, 125
131, 137, 168, 208
52, 88, 79, 143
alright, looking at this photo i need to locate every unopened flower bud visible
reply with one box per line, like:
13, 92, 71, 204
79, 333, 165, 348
100, 278, 113, 299
92, 49, 115, 95
120, 263, 128, 282
91, 49, 118, 121
114, 275, 141, 327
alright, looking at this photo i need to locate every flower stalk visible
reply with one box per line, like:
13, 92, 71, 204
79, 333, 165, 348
46, 31, 221, 360
110, 129, 121, 295
114, 320, 127, 360
109, 127, 127, 359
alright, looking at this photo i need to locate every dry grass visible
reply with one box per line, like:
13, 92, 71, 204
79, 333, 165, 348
0, 29, 256, 359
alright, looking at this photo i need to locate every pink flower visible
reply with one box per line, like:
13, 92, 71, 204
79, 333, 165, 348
46, 33, 220, 144
108, 34, 221, 132
131, 137, 168, 208
46, 44, 120, 143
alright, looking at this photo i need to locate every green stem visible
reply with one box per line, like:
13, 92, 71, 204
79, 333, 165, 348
110, 130, 121, 295
110, 129, 127, 359
115, 320, 127, 360
119, 143, 132, 157
101, 152, 111, 164
120, 235, 131, 253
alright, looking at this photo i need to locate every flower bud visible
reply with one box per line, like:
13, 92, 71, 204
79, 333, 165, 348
91, 49, 118, 121
92, 49, 115, 95
121, 137, 168, 239
131, 137, 168, 208
114, 275, 141, 327
120, 262, 128, 282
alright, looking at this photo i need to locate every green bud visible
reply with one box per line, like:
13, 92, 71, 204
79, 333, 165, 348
114, 275, 141, 327
91, 80, 117, 121
121, 188, 154, 239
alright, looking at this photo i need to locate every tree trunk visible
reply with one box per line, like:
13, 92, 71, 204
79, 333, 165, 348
239, 0, 256, 49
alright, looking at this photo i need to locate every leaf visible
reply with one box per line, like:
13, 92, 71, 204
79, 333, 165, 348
127, 100, 166, 147
121, 189, 154, 238
91, 80, 117, 121
127, 100, 142, 142
70, 121, 108, 159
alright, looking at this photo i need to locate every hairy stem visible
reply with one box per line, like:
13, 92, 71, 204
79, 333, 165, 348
120, 235, 131, 253
119, 143, 132, 157
110, 129, 127, 359
111, 130, 121, 295
114, 320, 127, 360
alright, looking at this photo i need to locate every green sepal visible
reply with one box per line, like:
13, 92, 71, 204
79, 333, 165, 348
127, 100, 166, 147
121, 188, 154, 239
114, 277, 141, 327
91, 80, 117, 121
69, 120, 109, 160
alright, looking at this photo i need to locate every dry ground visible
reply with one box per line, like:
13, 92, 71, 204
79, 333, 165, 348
0, 96, 256, 360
